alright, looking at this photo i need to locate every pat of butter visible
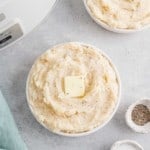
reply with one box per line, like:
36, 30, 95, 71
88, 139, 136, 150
64, 76, 85, 97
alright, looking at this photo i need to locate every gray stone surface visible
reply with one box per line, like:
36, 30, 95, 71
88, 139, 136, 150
0, 0, 150, 149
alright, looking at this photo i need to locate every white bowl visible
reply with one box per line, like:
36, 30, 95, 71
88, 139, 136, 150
111, 140, 144, 150
83, 0, 150, 33
26, 42, 121, 137
125, 99, 150, 133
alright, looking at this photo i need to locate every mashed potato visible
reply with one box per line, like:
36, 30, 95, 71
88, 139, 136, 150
27, 43, 119, 133
86, 0, 150, 29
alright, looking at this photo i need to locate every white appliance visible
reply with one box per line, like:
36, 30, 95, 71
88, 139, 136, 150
0, 0, 56, 49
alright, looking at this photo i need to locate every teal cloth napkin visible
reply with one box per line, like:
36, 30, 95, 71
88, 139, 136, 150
0, 91, 28, 150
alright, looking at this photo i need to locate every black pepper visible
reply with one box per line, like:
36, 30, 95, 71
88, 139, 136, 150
131, 104, 150, 126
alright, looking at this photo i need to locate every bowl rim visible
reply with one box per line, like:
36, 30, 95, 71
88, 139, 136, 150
110, 139, 144, 150
83, 0, 150, 33
125, 99, 150, 134
26, 42, 121, 137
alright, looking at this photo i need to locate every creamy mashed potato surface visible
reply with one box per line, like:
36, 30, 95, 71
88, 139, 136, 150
27, 43, 119, 133
86, 0, 150, 29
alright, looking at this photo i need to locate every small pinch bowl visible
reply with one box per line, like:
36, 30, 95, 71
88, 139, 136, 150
125, 99, 150, 133
111, 140, 144, 150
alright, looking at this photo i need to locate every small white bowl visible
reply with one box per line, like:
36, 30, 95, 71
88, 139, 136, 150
111, 140, 144, 150
83, 0, 150, 33
26, 42, 121, 137
125, 99, 150, 133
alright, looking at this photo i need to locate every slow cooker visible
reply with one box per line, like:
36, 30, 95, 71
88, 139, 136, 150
0, 0, 56, 49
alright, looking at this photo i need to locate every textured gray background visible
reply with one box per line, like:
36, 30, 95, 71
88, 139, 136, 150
0, 0, 150, 150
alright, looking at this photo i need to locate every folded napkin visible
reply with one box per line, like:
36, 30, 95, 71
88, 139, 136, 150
0, 91, 28, 150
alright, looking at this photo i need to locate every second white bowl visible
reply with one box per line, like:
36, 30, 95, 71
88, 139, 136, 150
83, 0, 150, 33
